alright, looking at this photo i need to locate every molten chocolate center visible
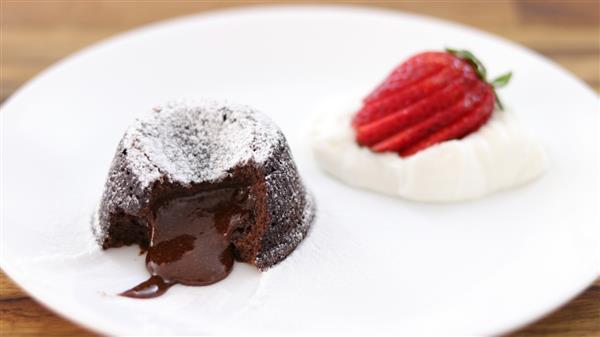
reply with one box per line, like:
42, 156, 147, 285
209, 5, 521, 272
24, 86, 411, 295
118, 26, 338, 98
121, 187, 253, 299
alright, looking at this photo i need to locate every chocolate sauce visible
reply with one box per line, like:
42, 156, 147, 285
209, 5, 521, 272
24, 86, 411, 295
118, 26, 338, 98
120, 275, 174, 298
121, 187, 253, 299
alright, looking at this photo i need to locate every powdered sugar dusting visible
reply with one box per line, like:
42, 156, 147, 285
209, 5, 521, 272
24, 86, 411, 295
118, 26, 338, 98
123, 99, 281, 187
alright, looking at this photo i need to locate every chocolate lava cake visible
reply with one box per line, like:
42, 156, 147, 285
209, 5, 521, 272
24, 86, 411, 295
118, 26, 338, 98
93, 100, 315, 298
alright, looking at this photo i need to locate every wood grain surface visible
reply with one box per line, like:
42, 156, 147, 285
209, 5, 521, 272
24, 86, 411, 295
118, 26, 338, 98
1, 1, 598, 336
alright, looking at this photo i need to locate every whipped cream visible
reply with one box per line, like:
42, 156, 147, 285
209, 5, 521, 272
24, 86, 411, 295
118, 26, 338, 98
310, 98, 547, 202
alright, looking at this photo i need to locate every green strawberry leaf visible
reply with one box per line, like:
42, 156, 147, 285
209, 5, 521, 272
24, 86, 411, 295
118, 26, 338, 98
491, 71, 512, 88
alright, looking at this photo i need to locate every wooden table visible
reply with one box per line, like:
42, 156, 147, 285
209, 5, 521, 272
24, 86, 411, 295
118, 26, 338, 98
1, 1, 598, 336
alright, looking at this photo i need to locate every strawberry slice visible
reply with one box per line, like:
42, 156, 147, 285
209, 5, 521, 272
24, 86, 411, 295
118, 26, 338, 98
353, 49, 511, 157
400, 90, 495, 156
363, 52, 456, 104
355, 76, 477, 146
373, 81, 490, 153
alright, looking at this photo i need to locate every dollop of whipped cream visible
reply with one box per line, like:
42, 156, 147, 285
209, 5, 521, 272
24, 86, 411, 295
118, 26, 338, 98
310, 98, 547, 202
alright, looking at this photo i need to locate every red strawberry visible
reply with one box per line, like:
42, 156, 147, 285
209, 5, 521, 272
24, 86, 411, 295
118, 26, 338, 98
353, 49, 511, 157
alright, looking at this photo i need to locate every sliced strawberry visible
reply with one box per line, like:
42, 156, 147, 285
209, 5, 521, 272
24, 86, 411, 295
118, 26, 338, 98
353, 67, 464, 128
355, 75, 477, 146
352, 49, 511, 157
353, 52, 477, 128
400, 89, 494, 156
372, 82, 490, 153
363, 52, 456, 104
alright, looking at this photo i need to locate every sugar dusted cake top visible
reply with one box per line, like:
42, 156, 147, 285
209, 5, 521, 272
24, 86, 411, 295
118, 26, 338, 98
121, 99, 283, 187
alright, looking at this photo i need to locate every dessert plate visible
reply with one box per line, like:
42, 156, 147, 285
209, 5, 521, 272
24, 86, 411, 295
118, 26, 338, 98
1, 5, 598, 336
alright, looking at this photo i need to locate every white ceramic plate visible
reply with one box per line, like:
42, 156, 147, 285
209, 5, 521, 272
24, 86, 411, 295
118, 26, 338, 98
1, 6, 598, 336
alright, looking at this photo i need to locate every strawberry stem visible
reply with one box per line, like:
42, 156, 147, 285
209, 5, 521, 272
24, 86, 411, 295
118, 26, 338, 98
445, 48, 511, 111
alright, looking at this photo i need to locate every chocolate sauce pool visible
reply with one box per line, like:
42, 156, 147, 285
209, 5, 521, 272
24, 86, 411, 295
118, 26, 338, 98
121, 187, 252, 299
